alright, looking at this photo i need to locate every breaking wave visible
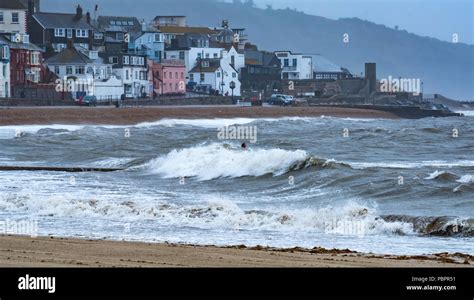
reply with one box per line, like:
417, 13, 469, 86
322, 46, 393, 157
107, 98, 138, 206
143, 143, 353, 180
381, 215, 473, 237
0, 194, 416, 236
425, 170, 459, 181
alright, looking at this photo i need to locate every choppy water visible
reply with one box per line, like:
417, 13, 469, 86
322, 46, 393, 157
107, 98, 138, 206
0, 114, 473, 255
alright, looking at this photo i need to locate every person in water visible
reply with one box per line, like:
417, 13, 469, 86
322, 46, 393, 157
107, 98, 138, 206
241, 143, 247, 149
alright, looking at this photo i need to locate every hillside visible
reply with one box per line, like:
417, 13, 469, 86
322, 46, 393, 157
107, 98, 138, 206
42, 0, 474, 99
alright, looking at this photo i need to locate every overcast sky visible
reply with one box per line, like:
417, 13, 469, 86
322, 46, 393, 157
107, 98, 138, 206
251, 0, 473, 44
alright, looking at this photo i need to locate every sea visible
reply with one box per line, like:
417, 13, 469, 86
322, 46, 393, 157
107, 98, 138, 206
0, 114, 473, 255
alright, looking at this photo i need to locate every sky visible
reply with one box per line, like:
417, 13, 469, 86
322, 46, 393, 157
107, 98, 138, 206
251, 0, 474, 44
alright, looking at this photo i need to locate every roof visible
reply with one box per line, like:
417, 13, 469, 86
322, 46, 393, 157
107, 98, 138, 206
97, 16, 141, 32
45, 46, 102, 65
0, 0, 25, 9
159, 59, 185, 67
33, 13, 95, 30
0, 35, 44, 52
154, 15, 186, 19
189, 58, 221, 73
245, 58, 260, 66
311, 55, 343, 73
158, 26, 217, 35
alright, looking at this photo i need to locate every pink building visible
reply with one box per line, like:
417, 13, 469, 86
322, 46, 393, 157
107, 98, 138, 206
149, 59, 186, 97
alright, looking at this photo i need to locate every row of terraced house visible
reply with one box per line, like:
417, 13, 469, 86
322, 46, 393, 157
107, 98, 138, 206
0, 0, 353, 101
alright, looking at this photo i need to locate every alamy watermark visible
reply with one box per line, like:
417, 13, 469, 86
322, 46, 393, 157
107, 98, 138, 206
324, 219, 369, 237
380, 76, 421, 95
55, 78, 95, 95
217, 125, 258, 144
0, 218, 39, 237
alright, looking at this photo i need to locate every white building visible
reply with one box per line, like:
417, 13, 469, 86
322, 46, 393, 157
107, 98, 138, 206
0, 0, 27, 35
188, 58, 241, 96
222, 45, 245, 76
102, 53, 150, 99
274, 51, 313, 80
165, 47, 224, 76
0, 42, 10, 98
45, 45, 124, 100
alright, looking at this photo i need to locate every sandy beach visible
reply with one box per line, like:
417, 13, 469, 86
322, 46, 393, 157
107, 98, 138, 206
0, 106, 398, 125
0, 235, 471, 267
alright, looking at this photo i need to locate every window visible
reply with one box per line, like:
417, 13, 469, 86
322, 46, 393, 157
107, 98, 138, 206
189, 74, 194, 81
76, 29, 88, 38
94, 33, 103, 40
66, 66, 73, 75
213, 53, 218, 58
175, 83, 178, 91
67, 29, 72, 38
128, 21, 134, 25
154, 34, 162, 42
200, 73, 205, 82
22, 35, 29, 44
54, 28, 65, 37
231, 55, 235, 67
2, 65, 6, 77
53, 43, 66, 52
232, 72, 236, 78
205, 53, 210, 58
0, 12, 4, 23
284, 59, 289, 67
123, 56, 129, 65
109, 57, 118, 64
110, 21, 116, 25
202, 61, 209, 68
197, 53, 202, 59
292, 59, 297, 67
217, 72, 221, 78
0, 45, 9, 60
30, 52, 40, 65
179, 51, 185, 60
181, 72, 184, 79
12, 13, 19, 24
175, 72, 178, 79
116, 32, 124, 41
75, 66, 85, 75
125, 70, 129, 80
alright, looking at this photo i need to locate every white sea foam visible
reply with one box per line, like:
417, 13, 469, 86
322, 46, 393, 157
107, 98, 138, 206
0, 193, 413, 236
146, 143, 309, 180
455, 110, 474, 117
425, 170, 458, 180
457, 175, 474, 184
0, 117, 318, 139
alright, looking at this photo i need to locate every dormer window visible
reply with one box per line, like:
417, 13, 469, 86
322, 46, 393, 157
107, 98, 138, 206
202, 61, 209, 68
22, 35, 29, 44
1, 45, 9, 60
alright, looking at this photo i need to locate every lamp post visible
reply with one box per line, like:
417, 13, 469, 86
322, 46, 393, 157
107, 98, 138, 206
230, 81, 236, 103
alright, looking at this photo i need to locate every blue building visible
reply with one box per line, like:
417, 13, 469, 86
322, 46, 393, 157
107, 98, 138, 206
128, 30, 165, 62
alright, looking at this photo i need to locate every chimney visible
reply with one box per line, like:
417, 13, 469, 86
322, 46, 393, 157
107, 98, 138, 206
86, 12, 91, 24
67, 39, 74, 50
74, 5, 83, 21
28, 0, 35, 16
365, 63, 377, 93
141, 20, 147, 31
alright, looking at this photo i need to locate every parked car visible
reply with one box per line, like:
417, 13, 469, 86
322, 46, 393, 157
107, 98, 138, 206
268, 94, 294, 106
76, 95, 98, 107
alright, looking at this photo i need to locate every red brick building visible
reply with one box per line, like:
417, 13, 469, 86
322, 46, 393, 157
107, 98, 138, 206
0, 33, 45, 95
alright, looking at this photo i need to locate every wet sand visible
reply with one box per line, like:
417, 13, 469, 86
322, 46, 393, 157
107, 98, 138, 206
0, 235, 471, 267
0, 106, 398, 126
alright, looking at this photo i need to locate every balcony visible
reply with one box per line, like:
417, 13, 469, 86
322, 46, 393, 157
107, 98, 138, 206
282, 66, 297, 71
